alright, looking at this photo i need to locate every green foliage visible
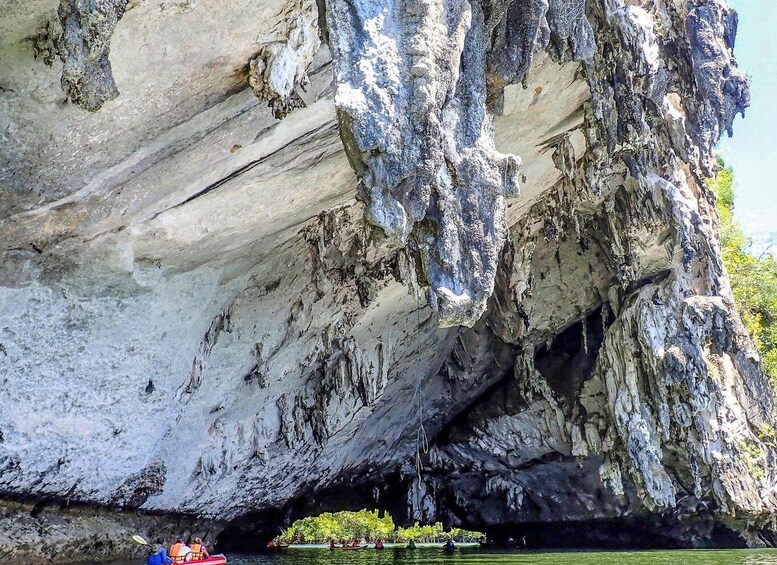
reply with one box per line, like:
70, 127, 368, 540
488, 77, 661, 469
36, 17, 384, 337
756, 423, 777, 449
710, 161, 777, 391
279, 510, 483, 544
737, 438, 765, 481
281, 510, 393, 544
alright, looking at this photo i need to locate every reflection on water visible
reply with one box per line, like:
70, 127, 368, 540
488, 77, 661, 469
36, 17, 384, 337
112, 547, 777, 565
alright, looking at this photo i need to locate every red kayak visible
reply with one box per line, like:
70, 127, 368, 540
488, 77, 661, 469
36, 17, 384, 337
189, 555, 226, 565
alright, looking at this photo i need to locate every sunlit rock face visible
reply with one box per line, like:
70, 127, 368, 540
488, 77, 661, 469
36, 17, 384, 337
1, 0, 774, 561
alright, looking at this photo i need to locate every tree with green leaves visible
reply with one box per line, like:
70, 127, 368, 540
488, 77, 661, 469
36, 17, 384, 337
278, 509, 483, 544
709, 160, 777, 388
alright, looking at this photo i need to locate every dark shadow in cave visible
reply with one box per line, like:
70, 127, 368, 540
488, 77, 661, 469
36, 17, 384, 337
485, 516, 748, 550
215, 469, 411, 551
533, 305, 609, 416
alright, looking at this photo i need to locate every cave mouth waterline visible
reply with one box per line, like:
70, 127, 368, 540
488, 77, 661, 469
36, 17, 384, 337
215, 508, 481, 551
213, 506, 754, 552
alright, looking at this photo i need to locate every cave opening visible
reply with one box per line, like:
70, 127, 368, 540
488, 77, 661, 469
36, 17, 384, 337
214, 305, 758, 554
485, 517, 749, 550
278, 509, 483, 544
533, 304, 610, 415
215, 508, 484, 551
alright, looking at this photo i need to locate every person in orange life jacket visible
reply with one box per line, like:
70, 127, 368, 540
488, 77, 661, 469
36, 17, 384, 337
147, 538, 173, 565
189, 538, 209, 560
169, 538, 193, 563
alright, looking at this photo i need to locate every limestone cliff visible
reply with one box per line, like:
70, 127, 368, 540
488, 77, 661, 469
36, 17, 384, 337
1, 0, 774, 561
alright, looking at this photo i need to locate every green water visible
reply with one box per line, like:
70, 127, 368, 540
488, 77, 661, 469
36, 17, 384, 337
213, 547, 777, 565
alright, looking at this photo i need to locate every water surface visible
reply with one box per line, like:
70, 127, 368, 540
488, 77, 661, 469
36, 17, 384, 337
214, 547, 777, 565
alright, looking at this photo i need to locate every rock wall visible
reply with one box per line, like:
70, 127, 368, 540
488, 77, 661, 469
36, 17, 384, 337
1, 0, 775, 560
0, 499, 218, 565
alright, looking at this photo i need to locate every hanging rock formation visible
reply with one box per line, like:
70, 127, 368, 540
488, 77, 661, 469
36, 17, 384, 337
0, 0, 774, 561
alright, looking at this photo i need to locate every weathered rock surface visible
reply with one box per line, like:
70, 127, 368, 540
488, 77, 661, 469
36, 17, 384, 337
0, 500, 218, 565
0, 0, 774, 560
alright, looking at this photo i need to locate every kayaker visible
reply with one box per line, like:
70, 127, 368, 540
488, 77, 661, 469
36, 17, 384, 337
169, 538, 193, 563
329, 539, 336, 550
147, 538, 173, 565
190, 538, 209, 560
375, 539, 384, 550
444, 539, 455, 551
406, 539, 416, 549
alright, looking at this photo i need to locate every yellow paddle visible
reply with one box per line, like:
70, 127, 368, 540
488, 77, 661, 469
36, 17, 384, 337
133, 535, 149, 546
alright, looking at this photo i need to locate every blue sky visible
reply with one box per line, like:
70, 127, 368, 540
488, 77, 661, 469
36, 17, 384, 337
718, 0, 777, 251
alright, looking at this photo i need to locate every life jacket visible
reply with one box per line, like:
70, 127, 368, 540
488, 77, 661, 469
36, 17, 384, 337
190, 543, 207, 560
169, 543, 187, 563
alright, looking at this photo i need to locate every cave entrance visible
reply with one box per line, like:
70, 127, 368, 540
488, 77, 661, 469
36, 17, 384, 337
279, 509, 483, 545
216, 509, 484, 550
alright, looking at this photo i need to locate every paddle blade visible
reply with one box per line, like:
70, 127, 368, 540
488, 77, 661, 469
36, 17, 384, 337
132, 535, 149, 545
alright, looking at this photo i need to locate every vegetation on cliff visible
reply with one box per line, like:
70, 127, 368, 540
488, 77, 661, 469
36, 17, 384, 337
711, 161, 777, 387
279, 510, 483, 544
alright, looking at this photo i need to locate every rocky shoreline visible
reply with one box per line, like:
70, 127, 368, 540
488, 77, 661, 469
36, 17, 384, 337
0, 498, 220, 564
